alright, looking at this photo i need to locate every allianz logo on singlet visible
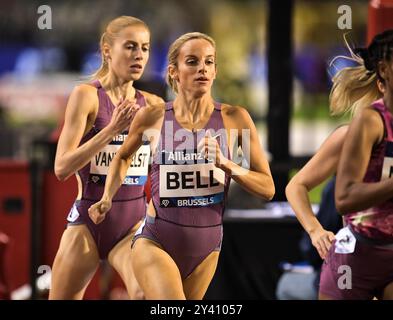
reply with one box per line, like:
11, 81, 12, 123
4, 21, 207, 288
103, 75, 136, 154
161, 150, 208, 165
164, 150, 206, 164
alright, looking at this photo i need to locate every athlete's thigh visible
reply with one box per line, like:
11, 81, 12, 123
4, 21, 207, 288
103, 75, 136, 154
49, 224, 99, 300
108, 221, 143, 299
183, 251, 220, 300
131, 238, 185, 300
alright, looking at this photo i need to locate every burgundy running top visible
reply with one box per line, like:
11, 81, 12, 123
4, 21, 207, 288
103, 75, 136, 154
150, 101, 231, 227
77, 80, 150, 201
345, 99, 393, 242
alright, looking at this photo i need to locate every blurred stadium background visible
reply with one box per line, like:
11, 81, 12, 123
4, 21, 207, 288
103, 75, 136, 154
0, 0, 391, 300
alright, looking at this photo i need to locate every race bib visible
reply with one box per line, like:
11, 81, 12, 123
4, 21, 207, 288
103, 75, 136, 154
90, 133, 150, 185
66, 204, 80, 223
334, 227, 356, 254
381, 141, 393, 180
159, 149, 225, 207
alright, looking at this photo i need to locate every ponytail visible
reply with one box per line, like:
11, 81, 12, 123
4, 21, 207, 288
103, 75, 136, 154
329, 35, 382, 116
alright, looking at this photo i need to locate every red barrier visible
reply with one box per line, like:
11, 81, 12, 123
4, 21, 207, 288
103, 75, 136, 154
0, 232, 10, 299
41, 172, 77, 268
0, 161, 31, 292
144, 175, 152, 203
368, 0, 393, 44
0, 160, 129, 299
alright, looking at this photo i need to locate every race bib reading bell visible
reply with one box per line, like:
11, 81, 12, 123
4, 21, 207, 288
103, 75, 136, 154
159, 149, 225, 207
90, 133, 150, 186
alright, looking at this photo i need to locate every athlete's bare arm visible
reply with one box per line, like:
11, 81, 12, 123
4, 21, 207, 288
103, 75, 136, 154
88, 103, 165, 224
216, 105, 275, 200
286, 126, 347, 258
54, 84, 136, 181
336, 108, 393, 213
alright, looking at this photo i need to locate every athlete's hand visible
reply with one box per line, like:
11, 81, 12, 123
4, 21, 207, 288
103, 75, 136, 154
197, 131, 228, 168
108, 97, 141, 135
309, 227, 336, 259
88, 199, 112, 224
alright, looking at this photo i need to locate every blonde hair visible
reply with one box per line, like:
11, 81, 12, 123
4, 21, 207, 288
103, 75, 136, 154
166, 32, 216, 93
329, 67, 380, 116
329, 36, 382, 116
91, 16, 150, 80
